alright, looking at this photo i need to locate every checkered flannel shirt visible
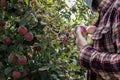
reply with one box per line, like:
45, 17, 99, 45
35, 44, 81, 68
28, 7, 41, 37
78, 0, 120, 80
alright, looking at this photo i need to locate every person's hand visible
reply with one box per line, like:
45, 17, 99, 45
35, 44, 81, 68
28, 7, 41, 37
73, 26, 88, 50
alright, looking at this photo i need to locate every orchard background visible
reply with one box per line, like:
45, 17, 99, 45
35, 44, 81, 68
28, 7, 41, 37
0, 0, 97, 80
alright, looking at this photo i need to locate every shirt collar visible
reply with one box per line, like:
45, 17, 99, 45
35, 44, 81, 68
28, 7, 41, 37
98, 0, 114, 12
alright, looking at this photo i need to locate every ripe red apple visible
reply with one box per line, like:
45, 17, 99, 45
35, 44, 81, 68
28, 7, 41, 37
24, 32, 34, 41
4, 38, 11, 45
0, 0, 7, 7
86, 26, 97, 34
0, 21, 6, 26
76, 24, 87, 38
18, 56, 27, 65
18, 26, 28, 35
8, 54, 18, 63
60, 34, 68, 42
12, 71, 21, 79
79, 25, 87, 37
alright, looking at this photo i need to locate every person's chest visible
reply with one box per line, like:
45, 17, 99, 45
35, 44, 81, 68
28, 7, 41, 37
93, 30, 117, 53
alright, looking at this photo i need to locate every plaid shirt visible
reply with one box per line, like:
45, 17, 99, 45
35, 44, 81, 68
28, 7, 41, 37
78, 0, 120, 80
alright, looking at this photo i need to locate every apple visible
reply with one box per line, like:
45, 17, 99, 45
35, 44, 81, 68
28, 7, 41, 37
75, 24, 87, 37
80, 25, 87, 37
60, 34, 68, 42
86, 26, 96, 34
18, 26, 28, 35
24, 32, 34, 41
0, 0, 7, 7
0, 21, 6, 26
18, 56, 27, 65
12, 71, 21, 79
63, 34, 68, 41
8, 54, 18, 63
4, 38, 11, 45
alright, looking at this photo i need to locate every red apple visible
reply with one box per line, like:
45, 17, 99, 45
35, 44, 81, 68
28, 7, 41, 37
63, 34, 68, 41
0, 21, 6, 26
4, 38, 11, 45
12, 71, 21, 79
0, 0, 7, 7
24, 32, 34, 41
79, 25, 87, 37
18, 56, 27, 65
8, 54, 18, 63
86, 26, 97, 34
75, 24, 87, 37
60, 34, 68, 42
18, 26, 28, 35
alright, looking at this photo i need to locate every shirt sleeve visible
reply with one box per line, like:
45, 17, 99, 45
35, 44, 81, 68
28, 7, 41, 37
78, 8, 120, 73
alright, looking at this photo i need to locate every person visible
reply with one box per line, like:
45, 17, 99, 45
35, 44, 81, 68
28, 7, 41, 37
74, 0, 120, 80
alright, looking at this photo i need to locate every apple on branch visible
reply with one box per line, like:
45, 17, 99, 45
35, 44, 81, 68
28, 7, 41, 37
60, 34, 68, 42
8, 54, 18, 63
18, 56, 27, 65
24, 32, 34, 41
12, 70, 21, 79
18, 26, 28, 35
4, 37, 11, 45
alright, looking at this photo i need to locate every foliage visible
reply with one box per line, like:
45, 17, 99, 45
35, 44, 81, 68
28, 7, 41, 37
0, 0, 97, 80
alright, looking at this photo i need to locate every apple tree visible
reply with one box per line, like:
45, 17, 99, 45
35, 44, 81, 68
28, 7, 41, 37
0, 0, 96, 80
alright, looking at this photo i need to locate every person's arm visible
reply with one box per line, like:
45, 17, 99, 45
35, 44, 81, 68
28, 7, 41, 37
78, 44, 120, 72
78, 8, 120, 73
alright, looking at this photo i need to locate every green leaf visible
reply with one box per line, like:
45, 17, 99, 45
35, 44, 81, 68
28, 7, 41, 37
19, 18, 27, 26
4, 67, 13, 75
25, 0, 29, 5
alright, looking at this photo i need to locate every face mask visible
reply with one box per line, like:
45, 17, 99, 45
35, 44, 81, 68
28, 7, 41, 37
84, 0, 93, 9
